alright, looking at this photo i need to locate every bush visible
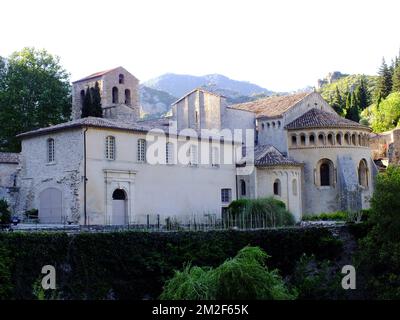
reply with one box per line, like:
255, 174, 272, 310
355, 166, 400, 299
302, 211, 348, 221
160, 246, 297, 300
0, 199, 11, 225
227, 197, 295, 228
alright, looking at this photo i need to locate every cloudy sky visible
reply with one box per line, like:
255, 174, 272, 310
1, 0, 399, 91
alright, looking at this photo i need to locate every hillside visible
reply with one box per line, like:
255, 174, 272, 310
143, 73, 273, 100
318, 74, 378, 100
139, 85, 177, 119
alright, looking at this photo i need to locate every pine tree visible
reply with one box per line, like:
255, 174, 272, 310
376, 58, 393, 99
91, 81, 103, 117
345, 91, 360, 122
356, 77, 370, 110
331, 86, 344, 115
392, 63, 400, 93
81, 87, 92, 118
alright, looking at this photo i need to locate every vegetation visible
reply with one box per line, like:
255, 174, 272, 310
227, 197, 295, 228
355, 165, 400, 298
0, 199, 11, 225
302, 211, 348, 221
0, 228, 342, 299
0, 47, 71, 152
81, 81, 102, 118
160, 246, 297, 300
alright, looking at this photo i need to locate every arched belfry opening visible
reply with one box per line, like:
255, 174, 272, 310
112, 188, 127, 224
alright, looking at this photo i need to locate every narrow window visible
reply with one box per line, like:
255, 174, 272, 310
105, 136, 115, 160
358, 159, 368, 187
309, 134, 315, 145
125, 89, 131, 105
327, 133, 334, 145
292, 179, 298, 196
291, 135, 297, 146
112, 87, 118, 104
221, 188, 232, 203
166, 142, 174, 164
318, 133, 325, 145
80, 90, 85, 108
300, 134, 306, 146
137, 138, 146, 162
240, 179, 246, 196
119, 74, 124, 84
273, 179, 281, 196
336, 133, 342, 145
47, 138, 55, 163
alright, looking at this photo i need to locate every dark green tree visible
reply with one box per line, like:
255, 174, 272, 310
81, 87, 92, 118
91, 81, 103, 117
331, 86, 345, 115
376, 58, 393, 100
345, 91, 360, 122
0, 48, 71, 152
355, 77, 370, 110
392, 63, 400, 93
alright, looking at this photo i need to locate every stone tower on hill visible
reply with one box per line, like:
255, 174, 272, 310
71, 66, 140, 122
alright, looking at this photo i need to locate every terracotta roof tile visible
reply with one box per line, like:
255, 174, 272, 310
285, 108, 370, 130
239, 145, 302, 167
230, 92, 310, 118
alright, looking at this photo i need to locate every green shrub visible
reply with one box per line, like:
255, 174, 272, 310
355, 166, 400, 299
302, 211, 348, 221
0, 243, 12, 299
0, 199, 11, 225
160, 246, 297, 300
227, 197, 295, 228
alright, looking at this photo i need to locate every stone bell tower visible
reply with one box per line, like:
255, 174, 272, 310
71, 66, 140, 122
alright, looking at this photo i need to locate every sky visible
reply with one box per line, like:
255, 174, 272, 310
1, 0, 399, 92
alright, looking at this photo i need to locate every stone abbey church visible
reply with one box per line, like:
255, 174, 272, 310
0, 67, 375, 225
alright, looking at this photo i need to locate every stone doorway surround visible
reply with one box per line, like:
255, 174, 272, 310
104, 169, 136, 225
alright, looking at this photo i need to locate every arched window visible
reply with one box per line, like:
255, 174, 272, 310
119, 74, 124, 84
309, 134, 315, 145
47, 138, 55, 163
267, 122, 270, 129
125, 89, 131, 105
261, 123, 265, 130
358, 159, 368, 187
277, 121, 281, 128
352, 133, 356, 145
358, 134, 362, 146
240, 179, 246, 196
272, 121, 276, 128
112, 188, 126, 200
318, 133, 325, 145
273, 179, 281, 196
105, 136, 115, 160
80, 90, 85, 107
291, 135, 297, 146
137, 139, 146, 162
112, 87, 119, 104
292, 179, 298, 196
300, 134, 306, 146
327, 133, 334, 145
344, 133, 350, 145
317, 158, 334, 186
336, 133, 342, 145
166, 142, 174, 164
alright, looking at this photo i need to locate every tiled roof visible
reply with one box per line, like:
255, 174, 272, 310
17, 117, 155, 138
239, 145, 302, 167
72, 67, 119, 83
285, 108, 370, 130
172, 88, 224, 105
0, 152, 19, 164
230, 92, 310, 118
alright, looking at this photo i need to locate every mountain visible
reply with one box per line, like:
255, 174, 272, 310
139, 85, 177, 119
143, 73, 273, 100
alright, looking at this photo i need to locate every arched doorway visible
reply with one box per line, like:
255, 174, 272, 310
112, 188, 127, 225
39, 188, 62, 223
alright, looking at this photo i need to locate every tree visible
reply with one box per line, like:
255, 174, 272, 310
346, 91, 360, 122
392, 63, 400, 93
370, 92, 400, 132
331, 86, 345, 115
91, 81, 103, 117
356, 77, 370, 110
81, 81, 102, 118
375, 58, 393, 100
81, 87, 92, 118
0, 48, 71, 152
